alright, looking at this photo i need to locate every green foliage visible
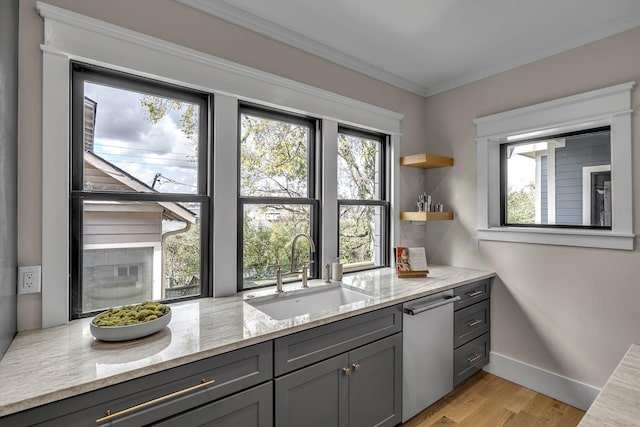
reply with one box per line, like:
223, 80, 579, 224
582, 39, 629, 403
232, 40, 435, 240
164, 224, 200, 287
339, 205, 376, 265
337, 134, 380, 265
240, 114, 308, 198
337, 134, 378, 199
507, 182, 536, 224
142, 103, 383, 287
242, 205, 311, 288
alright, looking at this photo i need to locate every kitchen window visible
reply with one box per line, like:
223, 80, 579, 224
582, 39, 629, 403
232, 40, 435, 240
238, 104, 319, 290
40, 6, 402, 325
475, 82, 634, 250
502, 127, 611, 228
337, 126, 389, 271
70, 63, 212, 318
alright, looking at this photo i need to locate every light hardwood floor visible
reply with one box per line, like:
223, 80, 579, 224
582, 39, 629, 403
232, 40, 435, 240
402, 372, 585, 426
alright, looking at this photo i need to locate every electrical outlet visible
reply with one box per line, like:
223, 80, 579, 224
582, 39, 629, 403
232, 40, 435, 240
17, 265, 41, 294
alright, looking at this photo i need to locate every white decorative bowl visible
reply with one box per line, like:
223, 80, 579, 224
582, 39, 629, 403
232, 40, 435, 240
90, 308, 171, 342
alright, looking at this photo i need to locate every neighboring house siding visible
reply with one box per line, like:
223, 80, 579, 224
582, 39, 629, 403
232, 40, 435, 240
554, 133, 610, 225
83, 206, 163, 245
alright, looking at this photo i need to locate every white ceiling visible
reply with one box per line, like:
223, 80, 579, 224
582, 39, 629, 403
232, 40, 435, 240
177, 0, 640, 96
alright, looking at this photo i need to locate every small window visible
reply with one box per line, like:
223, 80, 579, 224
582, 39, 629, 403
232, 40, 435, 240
337, 126, 389, 271
238, 105, 319, 290
474, 81, 634, 250
502, 127, 611, 228
70, 63, 211, 318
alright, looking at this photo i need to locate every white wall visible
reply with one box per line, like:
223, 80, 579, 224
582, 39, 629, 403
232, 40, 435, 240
423, 26, 640, 394
17, 0, 427, 329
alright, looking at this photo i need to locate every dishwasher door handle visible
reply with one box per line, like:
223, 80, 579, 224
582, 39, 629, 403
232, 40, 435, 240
403, 295, 461, 315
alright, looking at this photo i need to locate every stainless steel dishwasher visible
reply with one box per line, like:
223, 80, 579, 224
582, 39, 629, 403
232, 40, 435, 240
402, 290, 461, 422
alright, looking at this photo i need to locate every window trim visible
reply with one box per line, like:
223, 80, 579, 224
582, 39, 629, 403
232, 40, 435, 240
39, 3, 401, 326
337, 126, 390, 271
70, 63, 213, 318
237, 104, 320, 291
474, 81, 635, 250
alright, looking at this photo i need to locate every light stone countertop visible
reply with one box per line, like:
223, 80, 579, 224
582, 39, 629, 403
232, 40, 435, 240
0, 265, 494, 417
579, 344, 640, 426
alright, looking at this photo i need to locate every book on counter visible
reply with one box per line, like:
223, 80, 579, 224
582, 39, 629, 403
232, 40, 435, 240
395, 246, 429, 278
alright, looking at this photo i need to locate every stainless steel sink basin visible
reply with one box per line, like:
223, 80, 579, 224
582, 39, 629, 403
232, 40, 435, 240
246, 285, 372, 320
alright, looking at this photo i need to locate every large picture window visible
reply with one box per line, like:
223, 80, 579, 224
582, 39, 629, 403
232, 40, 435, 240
337, 126, 389, 271
238, 105, 319, 290
71, 63, 211, 318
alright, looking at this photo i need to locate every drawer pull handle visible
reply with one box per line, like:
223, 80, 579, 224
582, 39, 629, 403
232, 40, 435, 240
467, 290, 483, 297
467, 319, 482, 327
352, 363, 361, 372
96, 378, 215, 424
343, 367, 351, 376
467, 353, 483, 363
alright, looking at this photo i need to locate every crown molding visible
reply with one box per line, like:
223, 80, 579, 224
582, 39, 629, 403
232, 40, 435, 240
178, 0, 640, 99
176, 0, 428, 96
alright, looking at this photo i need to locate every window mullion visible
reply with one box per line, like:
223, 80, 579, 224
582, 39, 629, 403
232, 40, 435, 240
322, 120, 339, 271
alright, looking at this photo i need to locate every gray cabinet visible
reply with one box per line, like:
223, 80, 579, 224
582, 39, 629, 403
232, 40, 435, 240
1, 341, 273, 427
154, 381, 273, 427
274, 305, 402, 427
275, 352, 349, 427
348, 333, 402, 427
453, 279, 492, 386
274, 304, 402, 376
275, 333, 402, 427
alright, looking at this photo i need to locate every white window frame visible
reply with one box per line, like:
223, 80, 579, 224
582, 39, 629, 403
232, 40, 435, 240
38, 2, 402, 326
473, 81, 635, 250
582, 165, 611, 226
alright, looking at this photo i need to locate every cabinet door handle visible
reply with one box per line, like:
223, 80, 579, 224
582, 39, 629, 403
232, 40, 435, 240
467, 290, 483, 297
96, 378, 215, 424
342, 367, 351, 376
467, 353, 482, 363
352, 363, 361, 372
467, 319, 482, 327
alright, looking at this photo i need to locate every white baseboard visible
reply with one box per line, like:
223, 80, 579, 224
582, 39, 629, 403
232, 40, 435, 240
483, 351, 601, 411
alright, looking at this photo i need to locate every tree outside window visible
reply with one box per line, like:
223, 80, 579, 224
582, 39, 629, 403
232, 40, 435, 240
238, 106, 318, 290
337, 128, 389, 271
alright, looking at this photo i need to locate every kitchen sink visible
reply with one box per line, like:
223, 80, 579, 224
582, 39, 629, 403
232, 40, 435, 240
246, 284, 372, 320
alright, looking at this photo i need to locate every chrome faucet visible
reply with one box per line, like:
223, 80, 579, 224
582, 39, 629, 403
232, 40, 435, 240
276, 233, 316, 292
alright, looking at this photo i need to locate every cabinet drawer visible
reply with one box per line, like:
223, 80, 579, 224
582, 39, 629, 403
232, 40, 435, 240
154, 381, 273, 427
274, 305, 402, 376
454, 333, 490, 387
3, 341, 272, 427
454, 299, 490, 348
454, 278, 491, 310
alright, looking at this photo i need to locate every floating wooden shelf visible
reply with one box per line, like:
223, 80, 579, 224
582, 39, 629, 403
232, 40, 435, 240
400, 153, 454, 169
400, 211, 454, 221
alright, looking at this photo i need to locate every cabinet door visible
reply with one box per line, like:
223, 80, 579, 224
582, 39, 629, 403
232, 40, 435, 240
154, 381, 273, 427
349, 333, 402, 427
275, 353, 349, 427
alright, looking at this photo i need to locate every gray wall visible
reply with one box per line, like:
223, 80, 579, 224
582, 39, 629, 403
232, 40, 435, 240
0, 0, 19, 357
424, 24, 640, 391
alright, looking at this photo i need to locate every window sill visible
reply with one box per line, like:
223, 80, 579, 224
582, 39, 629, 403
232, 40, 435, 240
477, 227, 635, 250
